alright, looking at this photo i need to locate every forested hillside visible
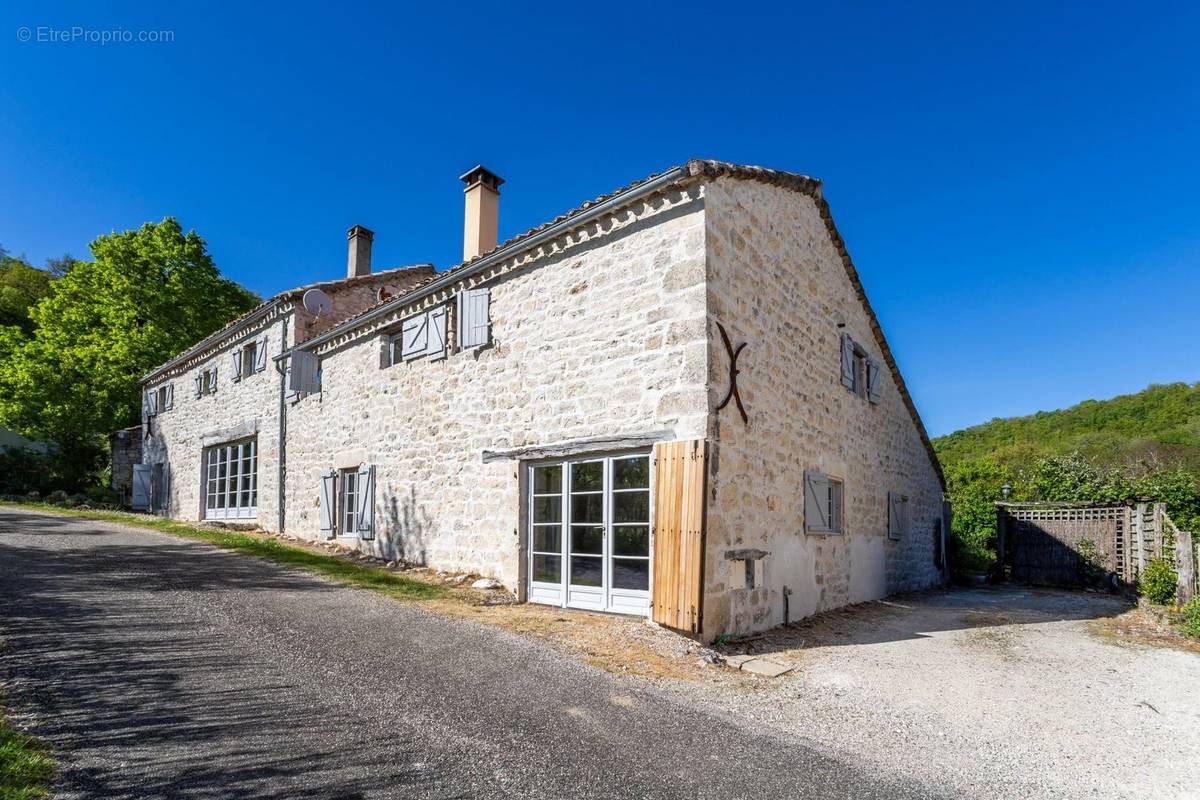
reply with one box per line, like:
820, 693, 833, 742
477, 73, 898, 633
934, 382, 1200, 474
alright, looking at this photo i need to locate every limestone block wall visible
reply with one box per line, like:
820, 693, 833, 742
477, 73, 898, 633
700, 177, 944, 637
283, 188, 711, 590
143, 311, 290, 527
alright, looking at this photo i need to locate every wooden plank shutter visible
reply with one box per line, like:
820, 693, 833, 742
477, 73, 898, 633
163, 383, 173, 410
805, 471, 828, 531
426, 306, 447, 360
319, 469, 337, 538
145, 387, 158, 416
160, 463, 171, 513
866, 358, 881, 404
210, 366, 218, 393
651, 439, 707, 634
401, 314, 428, 361
254, 335, 268, 372
131, 464, 152, 510
840, 334, 856, 389
289, 351, 320, 394
356, 464, 375, 539
457, 287, 491, 349
230, 347, 243, 382
194, 374, 203, 398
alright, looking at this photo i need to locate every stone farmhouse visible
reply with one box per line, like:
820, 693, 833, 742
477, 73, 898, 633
137, 160, 947, 640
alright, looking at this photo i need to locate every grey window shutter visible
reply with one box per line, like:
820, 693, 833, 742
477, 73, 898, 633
804, 471, 828, 531
831, 482, 843, 532
210, 366, 218, 393
230, 347, 243, 382
319, 469, 337, 538
131, 464, 152, 510
145, 387, 158, 416
254, 335, 268, 372
426, 306, 447, 360
356, 464, 375, 539
160, 463, 171, 514
867, 358, 881, 404
888, 492, 900, 539
163, 383, 173, 410
401, 313, 429, 361
289, 351, 320, 394
840, 335, 856, 390
194, 374, 203, 398
457, 287, 491, 349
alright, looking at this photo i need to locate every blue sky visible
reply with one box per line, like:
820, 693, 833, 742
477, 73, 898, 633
2, 1, 1197, 436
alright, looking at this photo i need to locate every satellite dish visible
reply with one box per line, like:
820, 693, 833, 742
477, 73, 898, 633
302, 289, 333, 317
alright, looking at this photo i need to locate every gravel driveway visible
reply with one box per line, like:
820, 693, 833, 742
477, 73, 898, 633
668, 585, 1200, 799
0, 508, 935, 799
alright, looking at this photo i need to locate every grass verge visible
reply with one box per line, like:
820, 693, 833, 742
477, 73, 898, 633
0, 502, 446, 602
0, 698, 54, 800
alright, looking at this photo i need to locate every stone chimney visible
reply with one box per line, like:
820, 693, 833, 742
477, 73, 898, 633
460, 165, 503, 261
347, 225, 374, 278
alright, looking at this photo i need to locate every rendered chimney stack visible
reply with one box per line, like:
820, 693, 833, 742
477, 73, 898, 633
347, 225, 374, 278
460, 165, 504, 261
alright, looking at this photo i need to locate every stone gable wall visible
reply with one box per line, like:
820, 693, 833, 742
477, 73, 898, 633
700, 177, 944, 637
142, 313, 290, 526
282, 191, 710, 589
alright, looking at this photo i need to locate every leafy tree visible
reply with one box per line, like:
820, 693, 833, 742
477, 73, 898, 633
0, 218, 258, 488
0, 254, 55, 333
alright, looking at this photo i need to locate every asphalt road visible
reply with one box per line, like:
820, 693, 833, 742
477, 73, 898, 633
0, 509, 941, 799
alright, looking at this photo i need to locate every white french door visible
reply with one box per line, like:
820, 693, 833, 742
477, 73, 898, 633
527, 452, 652, 615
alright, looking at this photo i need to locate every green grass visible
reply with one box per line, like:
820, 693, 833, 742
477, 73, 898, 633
0, 502, 447, 602
0, 702, 54, 800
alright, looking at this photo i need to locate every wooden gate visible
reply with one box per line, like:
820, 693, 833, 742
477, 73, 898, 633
999, 504, 1126, 587
651, 439, 707, 634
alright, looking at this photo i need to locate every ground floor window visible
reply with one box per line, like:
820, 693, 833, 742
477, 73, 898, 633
340, 468, 359, 535
527, 452, 651, 615
204, 438, 257, 520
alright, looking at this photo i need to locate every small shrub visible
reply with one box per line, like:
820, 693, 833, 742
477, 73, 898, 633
1138, 558, 1177, 605
1179, 597, 1200, 638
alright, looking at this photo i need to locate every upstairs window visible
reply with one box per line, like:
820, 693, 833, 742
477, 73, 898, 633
231, 334, 268, 382
194, 366, 218, 397
840, 334, 881, 404
389, 306, 447, 365
804, 470, 843, 535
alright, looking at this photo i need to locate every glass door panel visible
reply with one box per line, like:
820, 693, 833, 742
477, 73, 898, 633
609, 455, 651, 605
528, 464, 564, 605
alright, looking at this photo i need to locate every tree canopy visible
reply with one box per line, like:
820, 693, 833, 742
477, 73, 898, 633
0, 254, 56, 334
0, 219, 259, 486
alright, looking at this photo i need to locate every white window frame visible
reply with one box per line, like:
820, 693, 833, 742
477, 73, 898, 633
805, 471, 843, 535
338, 468, 360, 537
200, 369, 216, 396
203, 437, 258, 520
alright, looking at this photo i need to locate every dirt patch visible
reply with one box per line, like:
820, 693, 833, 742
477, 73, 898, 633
1089, 604, 1200, 655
